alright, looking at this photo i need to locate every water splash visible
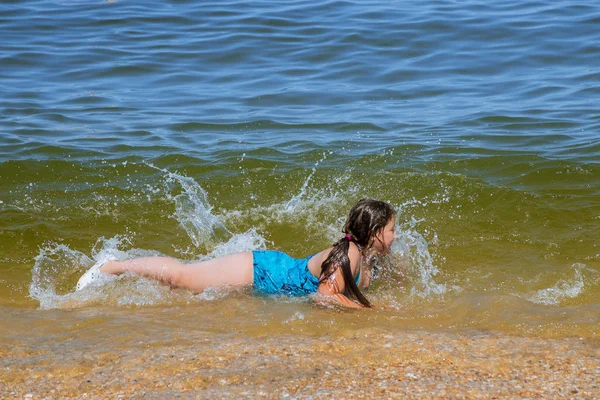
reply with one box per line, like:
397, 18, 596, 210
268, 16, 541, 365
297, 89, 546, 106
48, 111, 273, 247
201, 228, 268, 260
148, 163, 232, 248
528, 263, 587, 305
391, 218, 447, 299
29, 236, 133, 309
221, 154, 354, 246
29, 228, 271, 309
284, 151, 332, 212
29, 243, 94, 309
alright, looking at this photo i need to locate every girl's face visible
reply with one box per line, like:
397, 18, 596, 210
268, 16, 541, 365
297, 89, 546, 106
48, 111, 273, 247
372, 216, 396, 254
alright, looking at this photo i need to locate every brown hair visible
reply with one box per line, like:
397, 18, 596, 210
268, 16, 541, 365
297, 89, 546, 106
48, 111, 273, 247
319, 199, 396, 307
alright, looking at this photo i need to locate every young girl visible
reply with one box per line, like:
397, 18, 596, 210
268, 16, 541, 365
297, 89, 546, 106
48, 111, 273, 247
77, 199, 396, 308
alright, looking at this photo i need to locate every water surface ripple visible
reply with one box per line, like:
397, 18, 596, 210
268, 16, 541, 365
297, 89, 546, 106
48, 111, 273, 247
1, 0, 599, 164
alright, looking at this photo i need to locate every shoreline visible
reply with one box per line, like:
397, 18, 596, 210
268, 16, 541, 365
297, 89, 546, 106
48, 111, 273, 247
2, 329, 598, 399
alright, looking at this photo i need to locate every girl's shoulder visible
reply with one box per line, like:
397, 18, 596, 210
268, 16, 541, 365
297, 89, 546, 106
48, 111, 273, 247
347, 242, 361, 257
307, 243, 362, 276
307, 246, 333, 275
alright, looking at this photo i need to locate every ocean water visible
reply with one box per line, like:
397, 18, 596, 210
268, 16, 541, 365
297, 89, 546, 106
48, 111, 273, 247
1, 0, 599, 346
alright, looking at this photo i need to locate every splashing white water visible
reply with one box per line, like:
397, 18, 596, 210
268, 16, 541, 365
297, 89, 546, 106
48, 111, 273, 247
222, 155, 355, 244
529, 264, 587, 305
148, 163, 232, 248
29, 236, 137, 309
391, 218, 447, 299
29, 228, 270, 309
29, 243, 94, 309
201, 228, 268, 260
29, 165, 272, 309
284, 151, 333, 213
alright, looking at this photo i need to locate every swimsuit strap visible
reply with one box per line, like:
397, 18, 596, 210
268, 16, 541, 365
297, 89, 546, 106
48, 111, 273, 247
354, 254, 365, 284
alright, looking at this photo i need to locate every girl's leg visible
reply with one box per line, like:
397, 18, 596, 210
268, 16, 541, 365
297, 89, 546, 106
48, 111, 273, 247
100, 252, 254, 293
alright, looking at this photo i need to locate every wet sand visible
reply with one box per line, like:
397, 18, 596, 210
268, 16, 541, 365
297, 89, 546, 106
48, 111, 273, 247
2, 328, 598, 399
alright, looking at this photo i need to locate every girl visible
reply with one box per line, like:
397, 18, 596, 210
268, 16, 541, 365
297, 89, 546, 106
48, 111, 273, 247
77, 199, 396, 308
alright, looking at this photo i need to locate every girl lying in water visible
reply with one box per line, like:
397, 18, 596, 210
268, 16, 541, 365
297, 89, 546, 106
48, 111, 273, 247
77, 199, 396, 308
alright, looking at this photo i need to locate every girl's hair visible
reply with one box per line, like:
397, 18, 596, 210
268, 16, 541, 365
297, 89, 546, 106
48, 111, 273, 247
319, 199, 396, 307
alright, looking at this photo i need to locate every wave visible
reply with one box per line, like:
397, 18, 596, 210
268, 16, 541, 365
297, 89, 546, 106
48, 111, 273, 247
169, 120, 385, 133
528, 264, 588, 306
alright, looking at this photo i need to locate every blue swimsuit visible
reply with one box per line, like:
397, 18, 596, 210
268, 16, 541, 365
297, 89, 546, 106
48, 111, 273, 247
252, 250, 360, 296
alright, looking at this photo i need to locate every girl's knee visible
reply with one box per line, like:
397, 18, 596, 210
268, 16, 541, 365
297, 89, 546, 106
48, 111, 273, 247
166, 263, 189, 288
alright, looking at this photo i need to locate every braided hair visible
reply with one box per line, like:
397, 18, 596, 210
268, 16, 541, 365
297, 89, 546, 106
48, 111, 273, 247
319, 199, 396, 307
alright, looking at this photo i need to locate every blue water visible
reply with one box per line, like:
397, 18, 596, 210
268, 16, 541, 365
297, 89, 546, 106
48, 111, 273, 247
2, 0, 599, 161
0, 0, 599, 339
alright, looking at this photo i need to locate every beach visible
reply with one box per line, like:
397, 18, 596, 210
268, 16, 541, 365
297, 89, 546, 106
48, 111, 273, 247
3, 328, 598, 399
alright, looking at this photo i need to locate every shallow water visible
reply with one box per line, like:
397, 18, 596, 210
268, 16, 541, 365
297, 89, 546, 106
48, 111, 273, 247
1, 0, 599, 351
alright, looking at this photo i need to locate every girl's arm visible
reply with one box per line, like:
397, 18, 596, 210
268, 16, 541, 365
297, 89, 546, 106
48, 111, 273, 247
316, 267, 365, 309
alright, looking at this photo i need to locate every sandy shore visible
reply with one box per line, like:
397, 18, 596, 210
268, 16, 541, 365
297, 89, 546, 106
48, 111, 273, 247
1, 328, 599, 399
